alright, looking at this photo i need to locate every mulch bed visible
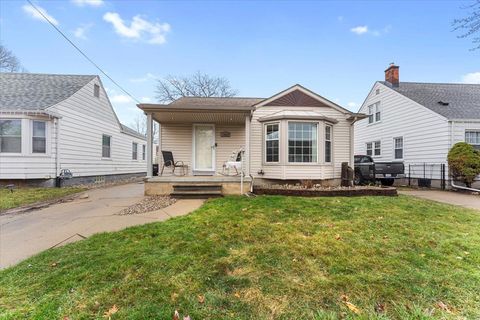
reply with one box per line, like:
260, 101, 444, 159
118, 196, 177, 215
254, 185, 397, 197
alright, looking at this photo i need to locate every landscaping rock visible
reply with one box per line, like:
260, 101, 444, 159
118, 196, 176, 215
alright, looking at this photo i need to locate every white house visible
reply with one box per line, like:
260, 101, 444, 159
138, 84, 364, 196
354, 64, 480, 186
0, 73, 147, 187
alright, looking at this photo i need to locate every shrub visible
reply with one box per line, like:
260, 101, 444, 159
448, 142, 480, 187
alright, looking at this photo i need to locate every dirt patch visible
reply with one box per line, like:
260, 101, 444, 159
254, 185, 397, 197
118, 196, 177, 215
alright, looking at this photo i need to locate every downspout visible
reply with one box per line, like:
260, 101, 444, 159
55, 118, 60, 182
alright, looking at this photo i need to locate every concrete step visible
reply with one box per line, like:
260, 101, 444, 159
171, 190, 223, 199
173, 184, 222, 192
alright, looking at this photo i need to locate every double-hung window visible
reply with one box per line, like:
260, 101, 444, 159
32, 121, 46, 153
367, 102, 381, 123
466, 131, 480, 149
374, 141, 381, 156
265, 123, 279, 163
0, 119, 22, 153
102, 134, 111, 158
325, 125, 332, 163
142, 145, 146, 160
132, 142, 138, 160
288, 122, 318, 163
394, 137, 403, 159
366, 141, 381, 156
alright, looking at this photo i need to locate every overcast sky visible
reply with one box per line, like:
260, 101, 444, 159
0, 0, 478, 126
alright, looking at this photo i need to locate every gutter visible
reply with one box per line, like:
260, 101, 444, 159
0, 109, 62, 118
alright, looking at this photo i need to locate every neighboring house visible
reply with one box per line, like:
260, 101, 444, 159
0, 73, 147, 187
354, 64, 480, 186
139, 84, 364, 196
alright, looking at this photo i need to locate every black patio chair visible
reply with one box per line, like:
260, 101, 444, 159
160, 150, 188, 176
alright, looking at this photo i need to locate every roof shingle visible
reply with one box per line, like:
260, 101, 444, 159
0, 73, 96, 110
381, 81, 480, 120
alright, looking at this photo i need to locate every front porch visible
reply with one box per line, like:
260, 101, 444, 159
145, 175, 252, 197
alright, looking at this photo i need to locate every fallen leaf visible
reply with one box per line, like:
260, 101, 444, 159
63, 317, 71, 320
344, 301, 360, 314
340, 294, 349, 302
374, 302, 385, 314
436, 301, 452, 313
335, 234, 342, 240
242, 208, 248, 212
197, 295, 205, 304
51, 262, 58, 267
103, 305, 118, 318
173, 310, 180, 320
234, 292, 241, 298
171, 292, 179, 302
383, 235, 389, 240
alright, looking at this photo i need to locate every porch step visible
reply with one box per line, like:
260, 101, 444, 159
171, 184, 223, 198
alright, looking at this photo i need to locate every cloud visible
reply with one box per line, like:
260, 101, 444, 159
73, 23, 93, 40
71, 0, 104, 7
462, 72, 480, 84
129, 73, 158, 83
103, 12, 171, 45
347, 102, 358, 108
22, 4, 59, 26
351, 25, 391, 36
350, 25, 368, 35
110, 94, 133, 103
141, 97, 152, 103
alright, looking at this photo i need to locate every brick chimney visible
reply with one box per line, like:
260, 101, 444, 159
385, 63, 399, 87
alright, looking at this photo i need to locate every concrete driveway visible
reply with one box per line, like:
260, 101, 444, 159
399, 189, 480, 211
0, 183, 204, 269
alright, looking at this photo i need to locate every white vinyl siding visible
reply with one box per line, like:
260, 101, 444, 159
355, 82, 450, 180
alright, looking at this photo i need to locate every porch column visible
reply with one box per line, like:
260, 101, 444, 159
146, 112, 153, 177
244, 114, 251, 175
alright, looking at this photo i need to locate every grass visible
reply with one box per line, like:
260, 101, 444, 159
0, 187, 85, 211
0, 195, 479, 319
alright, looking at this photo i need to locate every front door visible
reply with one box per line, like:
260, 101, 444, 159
193, 124, 215, 174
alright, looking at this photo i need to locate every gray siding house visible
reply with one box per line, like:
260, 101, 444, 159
0, 73, 147, 186
355, 64, 480, 185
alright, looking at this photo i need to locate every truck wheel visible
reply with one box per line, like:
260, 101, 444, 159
380, 178, 395, 187
354, 171, 363, 185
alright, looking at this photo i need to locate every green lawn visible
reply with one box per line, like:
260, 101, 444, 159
0, 195, 479, 319
0, 187, 85, 211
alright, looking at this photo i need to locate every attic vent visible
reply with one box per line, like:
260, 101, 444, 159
438, 101, 449, 106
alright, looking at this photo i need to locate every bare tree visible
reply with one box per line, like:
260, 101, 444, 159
130, 113, 158, 140
0, 44, 24, 72
453, 0, 480, 50
155, 71, 238, 103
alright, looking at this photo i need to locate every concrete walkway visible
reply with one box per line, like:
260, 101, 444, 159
0, 183, 204, 269
399, 189, 480, 211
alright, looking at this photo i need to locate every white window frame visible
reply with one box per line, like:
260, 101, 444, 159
287, 121, 319, 164
325, 124, 332, 163
368, 105, 374, 124
393, 136, 403, 160
374, 140, 381, 156
264, 122, 280, 164
0, 119, 22, 154
132, 142, 138, 160
367, 102, 381, 124
465, 130, 480, 149
375, 102, 381, 122
366, 142, 373, 156
31, 120, 47, 154
102, 134, 111, 159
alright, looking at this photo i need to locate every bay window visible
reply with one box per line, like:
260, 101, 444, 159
265, 123, 279, 163
288, 122, 317, 163
32, 121, 46, 153
0, 119, 22, 153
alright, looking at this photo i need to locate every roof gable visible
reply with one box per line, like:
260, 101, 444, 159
255, 84, 352, 114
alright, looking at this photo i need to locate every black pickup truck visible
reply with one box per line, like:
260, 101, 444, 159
354, 155, 405, 186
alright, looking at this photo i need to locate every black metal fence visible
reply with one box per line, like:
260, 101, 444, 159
407, 163, 447, 190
